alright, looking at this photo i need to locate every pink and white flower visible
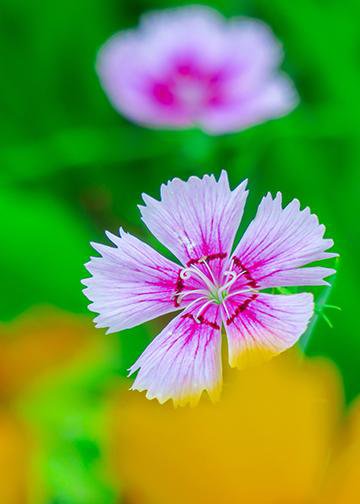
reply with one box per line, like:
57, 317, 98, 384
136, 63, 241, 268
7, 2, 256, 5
97, 5, 298, 134
83, 172, 336, 406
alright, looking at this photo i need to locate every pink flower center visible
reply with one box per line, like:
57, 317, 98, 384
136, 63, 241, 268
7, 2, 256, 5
173, 257, 258, 324
150, 58, 227, 114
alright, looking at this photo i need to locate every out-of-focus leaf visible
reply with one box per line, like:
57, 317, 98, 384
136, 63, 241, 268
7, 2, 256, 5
0, 188, 93, 319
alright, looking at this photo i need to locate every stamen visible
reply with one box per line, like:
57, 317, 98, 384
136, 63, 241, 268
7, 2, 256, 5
182, 296, 209, 313
226, 287, 259, 300
199, 257, 217, 285
221, 299, 231, 320
218, 269, 246, 295
180, 265, 214, 290
174, 288, 208, 304
228, 257, 235, 272
194, 299, 214, 323
179, 268, 192, 280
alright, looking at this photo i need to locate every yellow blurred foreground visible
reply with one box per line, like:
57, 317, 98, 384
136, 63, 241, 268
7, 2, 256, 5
1, 310, 359, 504
110, 351, 360, 504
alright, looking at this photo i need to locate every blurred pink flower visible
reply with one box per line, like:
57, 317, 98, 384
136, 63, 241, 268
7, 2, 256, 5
83, 172, 336, 406
97, 5, 298, 134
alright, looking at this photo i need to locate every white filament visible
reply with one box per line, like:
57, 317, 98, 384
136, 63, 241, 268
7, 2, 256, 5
182, 296, 209, 313
217, 269, 246, 296
180, 264, 214, 291
226, 287, 258, 300
174, 288, 208, 304
221, 299, 231, 320
194, 299, 215, 323
199, 257, 217, 285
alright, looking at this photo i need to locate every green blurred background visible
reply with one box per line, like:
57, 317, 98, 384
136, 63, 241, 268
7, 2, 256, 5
0, 0, 359, 502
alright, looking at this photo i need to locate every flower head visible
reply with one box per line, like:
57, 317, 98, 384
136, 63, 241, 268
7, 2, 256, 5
97, 5, 298, 134
83, 171, 336, 406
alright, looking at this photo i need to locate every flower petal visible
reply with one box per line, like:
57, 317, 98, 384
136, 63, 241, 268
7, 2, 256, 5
140, 171, 248, 276
198, 21, 298, 134
97, 30, 193, 128
129, 304, 222, 406
201, 75, 298, 134
258, 266, 336, 287
83, 229, 182, 333
226, 19, 284, 85
222, 292, 314, 368
231, 193, 337, 288
140, 5, 226, 68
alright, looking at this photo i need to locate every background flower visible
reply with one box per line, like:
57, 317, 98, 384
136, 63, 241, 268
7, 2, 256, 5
97, 5, 298, 133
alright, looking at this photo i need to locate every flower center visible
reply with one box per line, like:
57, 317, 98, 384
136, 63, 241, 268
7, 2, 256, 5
175, 77, 206, 111
174, 259, 257, 323
208, 288, 227, 305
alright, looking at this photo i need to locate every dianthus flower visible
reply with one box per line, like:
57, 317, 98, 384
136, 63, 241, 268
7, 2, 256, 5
97, 5, 298, 134
83, 172, 336, 406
